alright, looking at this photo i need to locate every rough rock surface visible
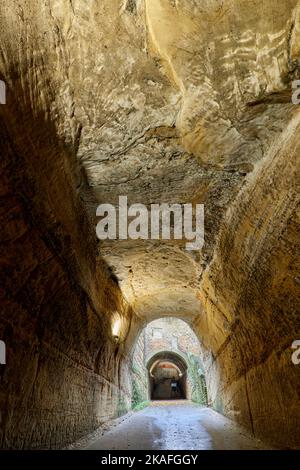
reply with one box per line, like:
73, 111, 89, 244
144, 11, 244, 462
0, 0, 300, 449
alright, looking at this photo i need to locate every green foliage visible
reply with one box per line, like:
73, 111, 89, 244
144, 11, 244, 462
131, 362, 148, 408
132, 363, 140, 375
186, 352, 208, 405
132, 400, 150, 411
132, 376, 146, 407
117, 395, 128, 417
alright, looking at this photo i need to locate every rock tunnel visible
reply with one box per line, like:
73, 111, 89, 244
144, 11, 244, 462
0, 0, 300, 450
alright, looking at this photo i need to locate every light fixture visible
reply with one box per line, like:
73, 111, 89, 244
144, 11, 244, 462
112, 313, 122, 343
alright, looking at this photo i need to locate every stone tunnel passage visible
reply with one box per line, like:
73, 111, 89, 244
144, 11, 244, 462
1, 0, 300, 451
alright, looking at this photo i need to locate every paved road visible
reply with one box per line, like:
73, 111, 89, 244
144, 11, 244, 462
84, 401, 271, 450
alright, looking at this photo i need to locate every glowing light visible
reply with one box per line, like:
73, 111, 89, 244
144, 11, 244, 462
112, 313, 122, 341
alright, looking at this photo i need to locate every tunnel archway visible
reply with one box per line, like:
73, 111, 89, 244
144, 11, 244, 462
147, 350, 188, 400
131, 317, 209, 406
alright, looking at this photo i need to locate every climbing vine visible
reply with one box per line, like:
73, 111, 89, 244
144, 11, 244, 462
117, 395, 129, 417
131, 362, 148, 408
186, 352, 208, 405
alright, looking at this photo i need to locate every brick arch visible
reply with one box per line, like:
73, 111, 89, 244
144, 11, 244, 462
146, 349, 188, 373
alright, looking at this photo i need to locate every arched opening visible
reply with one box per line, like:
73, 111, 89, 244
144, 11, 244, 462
147, 351, 188, 400
131, 317, 208, 407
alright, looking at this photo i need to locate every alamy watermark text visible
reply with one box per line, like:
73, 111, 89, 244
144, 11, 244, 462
96, 196, 204, 251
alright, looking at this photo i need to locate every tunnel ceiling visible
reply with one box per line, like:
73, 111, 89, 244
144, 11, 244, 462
55, 0, 299, 321
1, 0, 299, 346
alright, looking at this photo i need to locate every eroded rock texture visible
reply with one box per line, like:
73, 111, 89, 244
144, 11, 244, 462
0, 0, 300, 449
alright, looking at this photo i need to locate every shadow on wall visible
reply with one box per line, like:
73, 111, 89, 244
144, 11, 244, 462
0, 70, 134, 448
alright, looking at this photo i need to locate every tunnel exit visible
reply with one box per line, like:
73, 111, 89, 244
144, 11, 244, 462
131, 317, 208, 406
148, 357, 187, 400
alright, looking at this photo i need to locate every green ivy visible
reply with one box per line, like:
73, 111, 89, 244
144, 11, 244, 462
117, 395, 128, 417
131, 362, 148, 407
132, 377, 147, 407
186, 352, 208, 405
133, 400, 150, 411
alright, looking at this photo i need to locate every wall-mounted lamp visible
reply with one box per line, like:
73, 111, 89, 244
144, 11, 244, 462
0, 340, 6, 365
112, 313, 122, 343
0, 80, 6, 105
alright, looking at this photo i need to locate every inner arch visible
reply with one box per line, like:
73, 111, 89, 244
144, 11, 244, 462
147, 350, 188, 400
